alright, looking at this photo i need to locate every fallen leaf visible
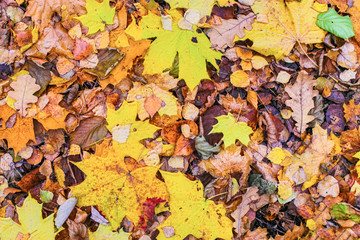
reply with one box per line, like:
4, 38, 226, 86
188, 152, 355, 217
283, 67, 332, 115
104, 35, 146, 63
0, 195, 56, 240
0, 105, 36, 153
208, 14, 255, 51
230, 70, 250, 88
89, 224, 130, 240
285, 71, 319, 134
69, 116, 108, 148
71, 144, 169, 229
210, 112, 253, 148
343, 99, 360, 123
239, 0, 325, 59
129, 11, 222, 91
75, 0, 115, 35
106, 101, 160, 159
8, 74, 40, 117
199, 145, 251, 181
157, 171, 233, 240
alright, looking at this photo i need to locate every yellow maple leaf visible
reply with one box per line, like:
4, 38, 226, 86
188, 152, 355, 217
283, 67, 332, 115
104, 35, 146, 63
210, 112, 253, 148
75, 0, 115, 35
89, 224, 130, 240
285, 124, 334, 190
157, 171, 233, 240
238, 0, 326, 59
106, 101, 160, 159
0, 195, 56, 240
71, 144, 169, 229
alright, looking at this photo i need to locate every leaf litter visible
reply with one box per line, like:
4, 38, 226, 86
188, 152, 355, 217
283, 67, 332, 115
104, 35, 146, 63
0, 0, 360, 239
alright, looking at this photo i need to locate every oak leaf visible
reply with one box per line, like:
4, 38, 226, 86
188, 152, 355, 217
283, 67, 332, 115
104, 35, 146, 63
0, 105, 36, 153
75, 0, 115, 35
128, 11, 222, 91
239, 0, 326, 59
210, 112, 253, 148
8, 74, 41, 118
157, 171, 233, 240
0, 195, 56, 240
208, 14, 255, 51
285, 71, 319, 134
71, 144, 169, 229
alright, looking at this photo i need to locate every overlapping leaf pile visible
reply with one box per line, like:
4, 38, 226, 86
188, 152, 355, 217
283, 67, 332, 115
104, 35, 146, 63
1, 0, 360, 239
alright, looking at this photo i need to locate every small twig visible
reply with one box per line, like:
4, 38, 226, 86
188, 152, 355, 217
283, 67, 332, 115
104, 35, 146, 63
208, 191, 228, 200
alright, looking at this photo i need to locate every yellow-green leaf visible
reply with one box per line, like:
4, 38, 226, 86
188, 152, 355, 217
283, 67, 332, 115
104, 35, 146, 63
129, 11, 222, 91
89, 224, 130, 240
0, 195, 56, 240
157, 171, 233, 240
210, 112, 253, 148
75, 0, 115, 35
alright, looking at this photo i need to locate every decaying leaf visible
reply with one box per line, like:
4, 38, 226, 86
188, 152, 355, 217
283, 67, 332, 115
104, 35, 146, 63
199, 145, 251, 183
285, 124, 335, 189
285, 71, 319, 134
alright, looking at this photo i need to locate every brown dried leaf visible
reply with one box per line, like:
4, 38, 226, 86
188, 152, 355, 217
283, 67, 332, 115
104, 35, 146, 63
208, 14, 255, 51
199, 145, 251, 182
69, 116, 108, 148
285, 71, 318, 133
8, 74, 40, 117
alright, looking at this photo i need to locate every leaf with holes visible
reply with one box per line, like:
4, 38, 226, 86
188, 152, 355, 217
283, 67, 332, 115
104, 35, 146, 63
127, 11, 222, 91
238, 0, 326, 59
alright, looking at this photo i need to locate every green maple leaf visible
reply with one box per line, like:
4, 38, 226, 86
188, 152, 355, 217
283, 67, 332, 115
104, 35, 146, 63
131, 11, 222, 91
316, 8, 355, 39
210, 112, 253, 148
75, 0, 115, 35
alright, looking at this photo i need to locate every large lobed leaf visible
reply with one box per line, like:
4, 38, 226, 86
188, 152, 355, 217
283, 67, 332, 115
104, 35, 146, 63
239, 0, 326, 59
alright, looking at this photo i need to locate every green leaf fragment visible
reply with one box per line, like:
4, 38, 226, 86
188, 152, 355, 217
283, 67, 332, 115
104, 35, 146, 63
331, 203, 360, 223
316, 8, 355, 39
